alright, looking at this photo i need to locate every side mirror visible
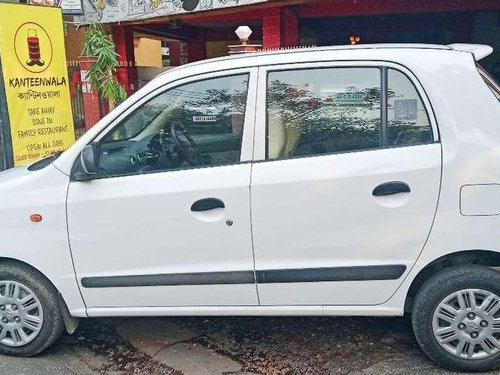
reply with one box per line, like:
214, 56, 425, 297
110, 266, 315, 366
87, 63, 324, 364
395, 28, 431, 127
74, 143, 100, 181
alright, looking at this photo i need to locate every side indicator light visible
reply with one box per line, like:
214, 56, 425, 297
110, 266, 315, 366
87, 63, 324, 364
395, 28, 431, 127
30, 214, 42, 223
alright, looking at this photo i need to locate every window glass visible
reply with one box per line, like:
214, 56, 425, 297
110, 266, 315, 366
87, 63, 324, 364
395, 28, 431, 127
97, 74, 249, 177
387, 69, 433, 146
266, 68, 381, 160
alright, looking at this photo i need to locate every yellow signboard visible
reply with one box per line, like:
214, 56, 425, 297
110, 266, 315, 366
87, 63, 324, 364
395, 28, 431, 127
0, 3, 75, 166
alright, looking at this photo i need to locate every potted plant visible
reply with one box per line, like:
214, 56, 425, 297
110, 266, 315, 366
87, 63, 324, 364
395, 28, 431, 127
80, 22, 127, 110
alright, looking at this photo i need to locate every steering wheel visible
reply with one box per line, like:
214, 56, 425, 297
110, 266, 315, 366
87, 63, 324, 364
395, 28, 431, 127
129, 135, 163, 173
170, 121, 201, 166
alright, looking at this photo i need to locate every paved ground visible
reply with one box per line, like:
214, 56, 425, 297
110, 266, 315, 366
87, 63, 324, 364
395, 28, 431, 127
1, 316, 500, 375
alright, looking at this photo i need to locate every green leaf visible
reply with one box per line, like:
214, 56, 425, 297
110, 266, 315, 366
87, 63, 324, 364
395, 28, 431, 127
81, 21, 128, 105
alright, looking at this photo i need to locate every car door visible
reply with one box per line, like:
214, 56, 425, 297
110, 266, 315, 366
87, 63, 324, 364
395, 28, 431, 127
67, 69, 259, 308
251, 62, 442, 306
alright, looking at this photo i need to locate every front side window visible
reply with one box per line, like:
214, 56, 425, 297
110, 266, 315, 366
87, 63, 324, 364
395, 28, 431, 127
96, 74, 249, 177
266, 66, 434, 161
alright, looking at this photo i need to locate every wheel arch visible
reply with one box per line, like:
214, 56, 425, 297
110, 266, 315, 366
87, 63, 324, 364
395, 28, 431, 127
405, 250, 500, 312
0, 256, 79, 334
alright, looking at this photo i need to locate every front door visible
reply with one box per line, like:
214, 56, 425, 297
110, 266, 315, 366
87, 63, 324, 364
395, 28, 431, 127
251, 63, 442, 305
67, 70, 259, 308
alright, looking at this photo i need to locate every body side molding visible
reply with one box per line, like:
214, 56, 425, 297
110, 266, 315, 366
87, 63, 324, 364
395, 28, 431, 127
81, 265, 407, 288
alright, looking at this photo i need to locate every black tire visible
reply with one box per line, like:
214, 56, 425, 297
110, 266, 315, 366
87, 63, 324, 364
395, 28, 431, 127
412, 265, 500, 372
0, 261, 64, 357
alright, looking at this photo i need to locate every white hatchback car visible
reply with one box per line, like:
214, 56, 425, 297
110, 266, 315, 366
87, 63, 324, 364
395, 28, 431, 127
0, 43, 499, 371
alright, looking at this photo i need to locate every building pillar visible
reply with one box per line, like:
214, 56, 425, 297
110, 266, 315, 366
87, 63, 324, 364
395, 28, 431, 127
282, 8, 299, 47
188, 40, 206, 63
112, 25, 137, 96
169, 41, 189, 66
169, 41, 181, 66
262, 8, 281, 49
262, 7, 299, 49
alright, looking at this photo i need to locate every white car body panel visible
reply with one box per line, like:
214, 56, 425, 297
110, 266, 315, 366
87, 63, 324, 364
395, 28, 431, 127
0, 44, 496, 317
382, 49, 500, 312
251, 144, 441, 305
67, 164, 258, 307
0, 165, 86, 316
86, 304, 401, 317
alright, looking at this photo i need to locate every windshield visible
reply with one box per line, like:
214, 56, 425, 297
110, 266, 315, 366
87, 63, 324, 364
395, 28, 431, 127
477, 64, 500, 101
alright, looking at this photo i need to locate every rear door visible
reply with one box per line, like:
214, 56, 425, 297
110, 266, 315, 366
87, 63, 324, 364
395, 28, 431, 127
251, 62, 442, 306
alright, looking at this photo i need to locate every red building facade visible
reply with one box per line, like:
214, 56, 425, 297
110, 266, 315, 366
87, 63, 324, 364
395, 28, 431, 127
79, 0, 500, 127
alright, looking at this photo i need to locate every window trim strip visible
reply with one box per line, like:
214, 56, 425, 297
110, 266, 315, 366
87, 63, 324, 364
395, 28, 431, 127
381, 66, 388, 148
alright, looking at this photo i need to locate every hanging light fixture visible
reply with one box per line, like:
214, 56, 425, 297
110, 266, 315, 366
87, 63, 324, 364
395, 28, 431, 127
349, 35, 361, 45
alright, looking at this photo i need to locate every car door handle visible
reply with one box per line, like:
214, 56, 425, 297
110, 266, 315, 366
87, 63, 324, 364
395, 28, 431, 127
191, 198, 225, 212
372, 181, 411, 196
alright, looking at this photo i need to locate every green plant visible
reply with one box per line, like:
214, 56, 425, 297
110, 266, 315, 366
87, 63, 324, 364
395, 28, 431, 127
81, 22, 127, 107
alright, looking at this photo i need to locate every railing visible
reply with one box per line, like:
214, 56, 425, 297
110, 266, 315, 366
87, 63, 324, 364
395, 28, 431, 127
67, 61, 86, 137
67, 60, 134, 133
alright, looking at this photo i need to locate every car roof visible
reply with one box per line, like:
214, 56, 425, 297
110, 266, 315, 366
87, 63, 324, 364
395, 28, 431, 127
158, 43, 492, 79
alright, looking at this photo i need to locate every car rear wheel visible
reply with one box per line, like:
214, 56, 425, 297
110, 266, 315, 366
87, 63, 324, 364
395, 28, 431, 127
0, 262, 64, 357
412, 265, 500, 372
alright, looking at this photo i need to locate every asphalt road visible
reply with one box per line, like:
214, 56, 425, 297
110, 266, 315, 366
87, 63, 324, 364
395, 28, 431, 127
1, 316, 499, 375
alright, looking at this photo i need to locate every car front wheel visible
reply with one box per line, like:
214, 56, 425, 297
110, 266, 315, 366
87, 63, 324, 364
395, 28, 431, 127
412, 265, 500, 372
0, 262, 64, 357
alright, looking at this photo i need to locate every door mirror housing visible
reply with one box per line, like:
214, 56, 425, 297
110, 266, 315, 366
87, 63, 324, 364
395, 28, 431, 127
74, 143, 100, 181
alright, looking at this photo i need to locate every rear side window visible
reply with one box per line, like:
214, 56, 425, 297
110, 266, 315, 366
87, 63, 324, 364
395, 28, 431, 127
266, 66, 433, 161
387, 69, 433, 146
